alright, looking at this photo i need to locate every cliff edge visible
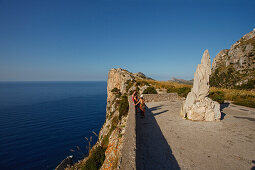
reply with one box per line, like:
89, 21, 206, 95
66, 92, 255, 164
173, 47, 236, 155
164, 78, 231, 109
67, 68, 144, 170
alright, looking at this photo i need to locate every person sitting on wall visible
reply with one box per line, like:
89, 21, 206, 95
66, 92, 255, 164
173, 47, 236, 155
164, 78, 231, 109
136, 95, 146, 118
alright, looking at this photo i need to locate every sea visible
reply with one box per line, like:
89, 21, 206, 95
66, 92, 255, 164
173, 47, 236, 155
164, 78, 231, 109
0, 81, 107, 170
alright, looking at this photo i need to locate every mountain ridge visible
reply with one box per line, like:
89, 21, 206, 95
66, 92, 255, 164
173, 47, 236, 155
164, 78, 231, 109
210, 28, 255, 89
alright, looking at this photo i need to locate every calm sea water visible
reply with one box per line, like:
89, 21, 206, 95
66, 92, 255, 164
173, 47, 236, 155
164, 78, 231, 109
0, 81, 107, 170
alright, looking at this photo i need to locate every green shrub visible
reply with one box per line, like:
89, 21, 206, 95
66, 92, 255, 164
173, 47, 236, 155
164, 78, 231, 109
167, 85, 178, 93
136, 80, 150, 87
209, 91, 225, 104
101, 134, 109, 150
111, 88, 121, 98
177, 87, 191, 97
101, 127, 114, 151
119, 95, 129, 120
111, 116, 119, 130
83, 146, 105, 170
111, 87, 120, 93
143, 86, 157, 94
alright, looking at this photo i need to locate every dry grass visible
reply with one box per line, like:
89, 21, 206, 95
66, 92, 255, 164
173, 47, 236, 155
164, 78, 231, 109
137, 78, 255, 108
211, 87, 255, 108
136, 79, 191, 89
210, 87, 255, 101
137, 78, 254, 99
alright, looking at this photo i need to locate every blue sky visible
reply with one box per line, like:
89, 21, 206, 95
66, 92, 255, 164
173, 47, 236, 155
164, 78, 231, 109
0, 0, 254, 81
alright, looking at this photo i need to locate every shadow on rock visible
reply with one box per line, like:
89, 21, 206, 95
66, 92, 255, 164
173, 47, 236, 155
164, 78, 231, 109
136, 106, 180, 170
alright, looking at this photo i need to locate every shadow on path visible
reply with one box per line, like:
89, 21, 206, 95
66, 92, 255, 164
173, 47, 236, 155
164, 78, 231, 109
136, 105, 180, 170
149, 105, 163, 111
220, 103, 230, 120
220, 102, 230, 111
153, 110, 169, 116
233, 116, 255, 121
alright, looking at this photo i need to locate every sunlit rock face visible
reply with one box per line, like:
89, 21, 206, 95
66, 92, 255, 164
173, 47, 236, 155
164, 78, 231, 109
180, 50, 221, 121
107, 68, 134, 101
211, 29, 255, 88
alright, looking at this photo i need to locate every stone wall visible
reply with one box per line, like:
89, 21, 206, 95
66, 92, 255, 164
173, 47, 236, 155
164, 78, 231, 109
143, 93, 179, 102
118, 97, 136, 169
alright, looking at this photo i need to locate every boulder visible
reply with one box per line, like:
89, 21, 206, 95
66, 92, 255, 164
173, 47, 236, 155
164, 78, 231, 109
180, 50, 221, 121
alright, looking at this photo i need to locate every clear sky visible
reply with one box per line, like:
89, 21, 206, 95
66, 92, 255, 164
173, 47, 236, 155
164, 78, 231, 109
0, 0, 254, 81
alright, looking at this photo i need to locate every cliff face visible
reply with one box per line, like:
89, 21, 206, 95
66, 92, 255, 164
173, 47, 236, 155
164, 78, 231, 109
69, 68, 141, 170
210, 29, 255, 89
98, 68, 135, 169
107, 69, 135, 103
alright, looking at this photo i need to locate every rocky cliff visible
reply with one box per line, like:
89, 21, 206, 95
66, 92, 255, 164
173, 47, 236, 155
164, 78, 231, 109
210, 28, 255, 89
67, 68, 146, 170
98, 68, 135, 170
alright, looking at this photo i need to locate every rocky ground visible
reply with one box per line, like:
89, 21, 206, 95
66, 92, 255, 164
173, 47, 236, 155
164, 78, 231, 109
136, 100, 255, 170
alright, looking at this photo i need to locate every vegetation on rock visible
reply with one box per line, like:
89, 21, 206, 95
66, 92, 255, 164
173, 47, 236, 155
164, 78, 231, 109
136, 80, 150, 87
211, 29, 255, 89
111, 88, 121, 98
82, 146, 105, 170
111, 116, 119, 131
210, 66, 255, 89
143, 86, 158, 94
235, 79, 255, 90
118, 95, 129, 120
125, 79, 135, 92
209, 91, 225, 104
177, 87, 191, 97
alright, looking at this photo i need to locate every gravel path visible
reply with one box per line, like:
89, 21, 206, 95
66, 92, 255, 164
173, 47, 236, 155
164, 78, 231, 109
136, 100, 255, 170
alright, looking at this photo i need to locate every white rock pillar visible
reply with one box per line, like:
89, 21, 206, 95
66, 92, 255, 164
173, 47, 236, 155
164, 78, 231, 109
180, 50, 221, 121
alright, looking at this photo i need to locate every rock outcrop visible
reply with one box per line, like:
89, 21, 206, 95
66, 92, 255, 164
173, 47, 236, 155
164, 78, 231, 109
99, 68, 135, 170
180, 50, 221, 121
133, 72, 153, 80
68, 68, 146, 170
211, 28, 255, 88
107, 68, 135, 102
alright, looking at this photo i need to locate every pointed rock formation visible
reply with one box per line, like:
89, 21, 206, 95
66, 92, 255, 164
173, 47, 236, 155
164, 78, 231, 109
180, 50, 221, 121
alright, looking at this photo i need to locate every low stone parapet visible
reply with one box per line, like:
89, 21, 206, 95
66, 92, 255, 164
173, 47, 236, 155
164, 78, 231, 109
143, 93, 179, 102
118, 97, 136, 169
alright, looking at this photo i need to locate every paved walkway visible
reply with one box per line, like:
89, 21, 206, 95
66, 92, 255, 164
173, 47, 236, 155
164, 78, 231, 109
136, 100, 255, 170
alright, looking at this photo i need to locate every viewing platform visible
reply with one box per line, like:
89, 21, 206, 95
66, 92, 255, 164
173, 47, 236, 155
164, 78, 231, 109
120, 94, 255, 170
